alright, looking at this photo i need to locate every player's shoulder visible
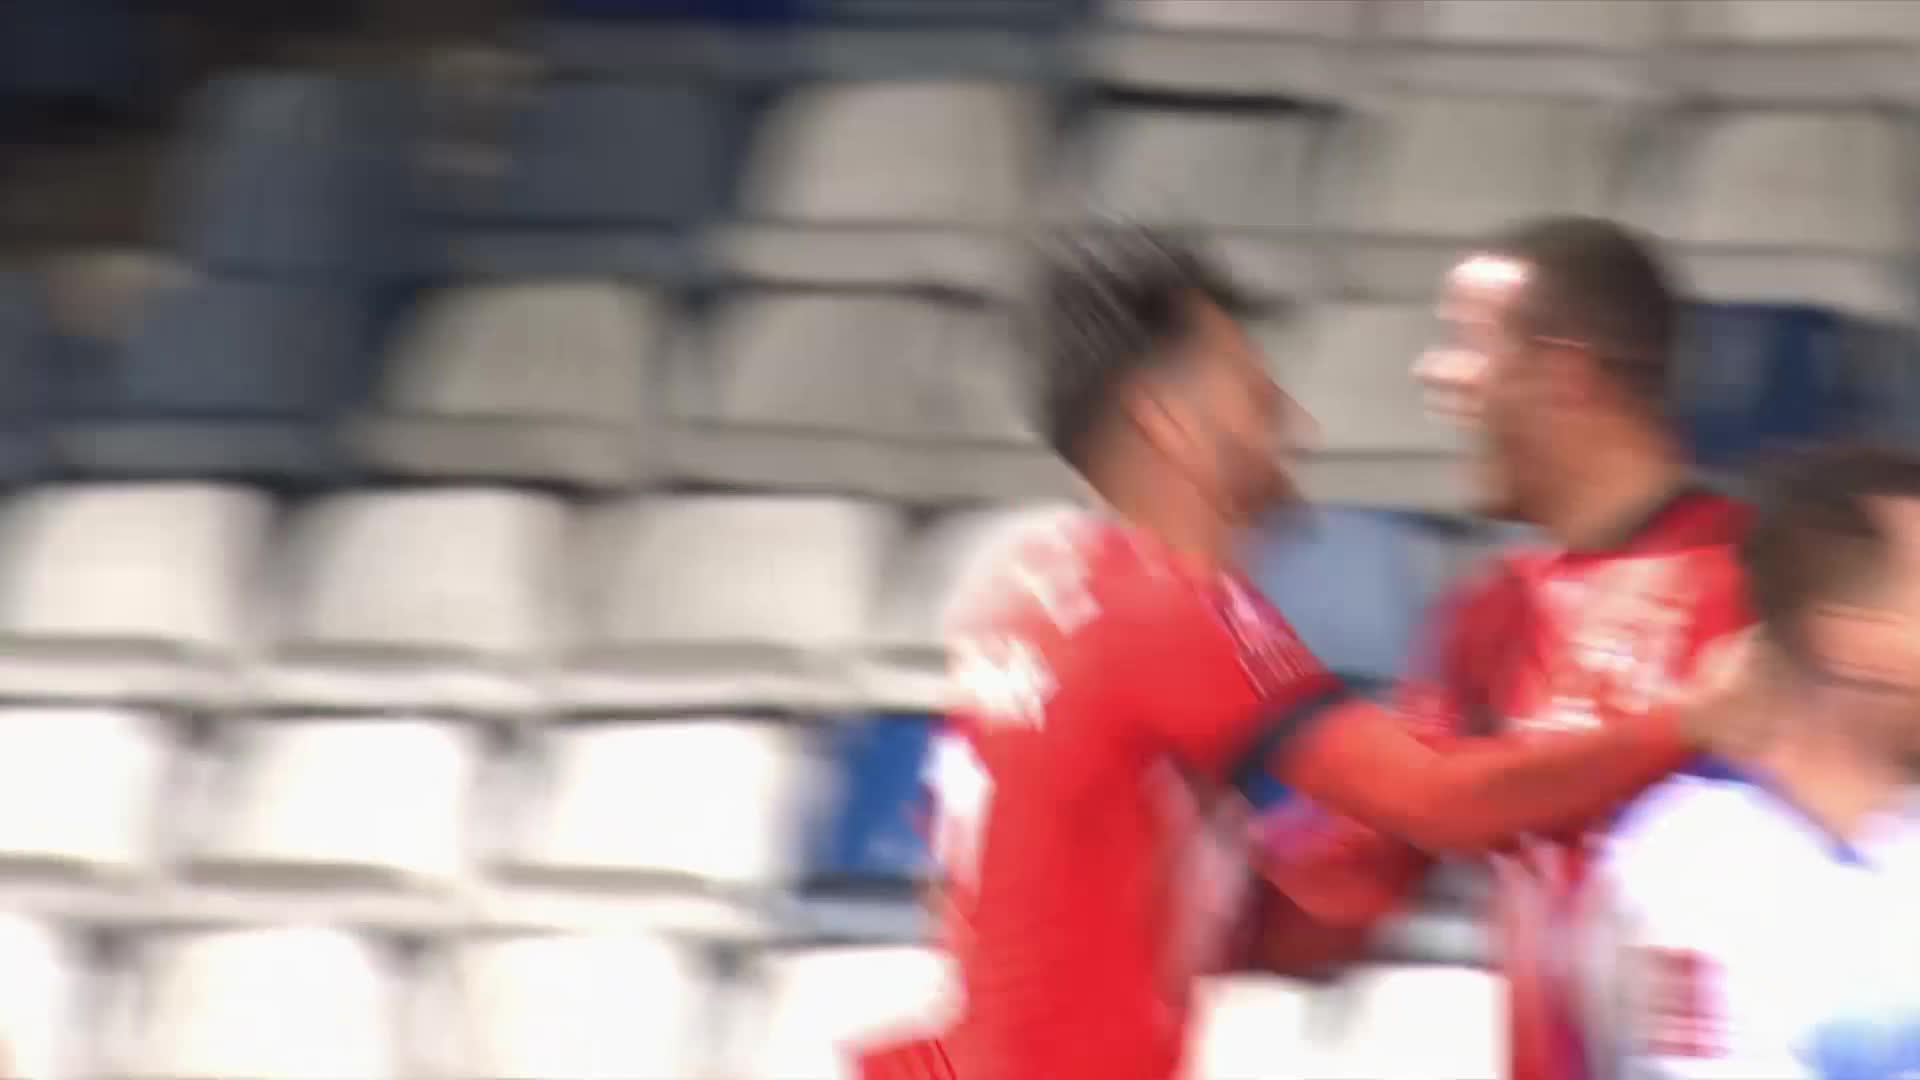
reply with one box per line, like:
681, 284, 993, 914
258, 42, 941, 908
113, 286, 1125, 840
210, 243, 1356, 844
1604, 772, 1769, 897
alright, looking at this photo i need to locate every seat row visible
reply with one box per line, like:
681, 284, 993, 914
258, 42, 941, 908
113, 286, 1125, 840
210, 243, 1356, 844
0, 916, 1499, 1080
163, 69, 1920, 318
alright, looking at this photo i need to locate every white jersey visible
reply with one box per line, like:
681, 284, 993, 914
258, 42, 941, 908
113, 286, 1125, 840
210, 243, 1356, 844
1590, 770, 1920, 1080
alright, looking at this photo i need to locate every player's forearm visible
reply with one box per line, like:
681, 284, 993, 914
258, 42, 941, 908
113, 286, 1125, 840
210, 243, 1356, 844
1274, 700, 1692, 853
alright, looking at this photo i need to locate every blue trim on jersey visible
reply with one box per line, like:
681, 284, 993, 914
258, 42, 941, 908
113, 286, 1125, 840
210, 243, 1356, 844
1703, 762, 1868, 866
1806, 1011, 1920, 1080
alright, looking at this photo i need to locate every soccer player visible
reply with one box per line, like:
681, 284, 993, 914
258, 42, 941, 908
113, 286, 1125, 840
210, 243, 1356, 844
1593, 445, 1920, 1080
886, 227, 1737, 1080
1253, 217, 1757, 1080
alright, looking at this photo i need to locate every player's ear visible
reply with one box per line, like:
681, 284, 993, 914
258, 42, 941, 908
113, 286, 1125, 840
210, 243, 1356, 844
1121, 374, 1196, 462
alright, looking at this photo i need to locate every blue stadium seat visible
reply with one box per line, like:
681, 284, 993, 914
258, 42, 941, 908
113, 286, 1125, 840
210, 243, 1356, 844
423, 81, 743, 276
806, 712, 938, 893
1245, 508, 1443, 691
170, 74, 404, 276
1677, 302, 1878, 470
53, 279, 374, 481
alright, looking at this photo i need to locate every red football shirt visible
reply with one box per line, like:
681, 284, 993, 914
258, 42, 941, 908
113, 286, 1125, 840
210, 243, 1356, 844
931, 513, 1340, 1080
1260, 488, 1753, 1080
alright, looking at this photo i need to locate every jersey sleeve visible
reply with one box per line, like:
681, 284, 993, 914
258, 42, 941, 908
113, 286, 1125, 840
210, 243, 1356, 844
1113, 574, 1345, 785
1594, 789, 1810, 1080
1254, 572, 1512, 924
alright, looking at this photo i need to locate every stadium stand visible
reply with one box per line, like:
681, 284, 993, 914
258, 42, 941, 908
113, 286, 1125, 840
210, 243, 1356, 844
0, 0, 1910, 1074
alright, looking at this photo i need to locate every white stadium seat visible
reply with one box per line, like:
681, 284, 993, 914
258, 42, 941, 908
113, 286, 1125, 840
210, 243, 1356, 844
740, 945, 957, 1080
1307, 964, 1503, 1080
858, 503, 1081, 709
1086, 1, 1361, 100
561, 495, 902, 712
425, 931, 715, 1079
351, 281, 666, 489
502, 718, 817, 894
0, 484, 270, 707
911, 309, 1065, 502
1324, 95, 1634, 294
1191, 975, 1315, 1080
1381, 0, 1662, 48
118, 927, 400, 1080
0, 708, 171, 880
0, 914, 86, 1080
718, 82, 1041, 293
188, 718, 482, 891
1263, 305, 1469, 511
1642, 109, 1919, 315
1671, 4, 1920, 112
260, 488, 567, 714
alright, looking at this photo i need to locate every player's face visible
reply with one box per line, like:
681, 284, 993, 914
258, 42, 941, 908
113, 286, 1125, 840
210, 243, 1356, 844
1169, 297, 1298, 524
1416, 255, 1556, 522
1814, 497, 1920, 767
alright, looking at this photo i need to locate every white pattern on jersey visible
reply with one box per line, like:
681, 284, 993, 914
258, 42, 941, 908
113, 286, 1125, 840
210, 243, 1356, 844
1591, 771, 1920, 1080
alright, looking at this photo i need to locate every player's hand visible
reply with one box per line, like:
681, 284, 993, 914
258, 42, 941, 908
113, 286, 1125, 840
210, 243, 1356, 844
1672, 628, 1768, 757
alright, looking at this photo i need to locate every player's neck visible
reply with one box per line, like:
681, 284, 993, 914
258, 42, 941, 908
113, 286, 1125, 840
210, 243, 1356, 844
1759, 717, 1910, 843
1102, 478, 1236, 574
1539, 432, 1690, 550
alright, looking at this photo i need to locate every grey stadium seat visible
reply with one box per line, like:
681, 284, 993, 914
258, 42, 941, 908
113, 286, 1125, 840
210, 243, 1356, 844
1084, 0, 1362, 102
1672, 0, 1920, 103
716, 81, 1042, 295
351, 281, 667, 490
1370, 0, 1664, 99
1321, 93, 1638, 296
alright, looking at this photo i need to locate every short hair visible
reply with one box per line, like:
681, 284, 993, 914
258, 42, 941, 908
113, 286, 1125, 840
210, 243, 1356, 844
1028, 228, 1243, 474
1481, 216, 1678, 415
1743, 444, 1920, 661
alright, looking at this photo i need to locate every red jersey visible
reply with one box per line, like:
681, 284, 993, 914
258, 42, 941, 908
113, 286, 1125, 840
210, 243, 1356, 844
1262, 488, 1752, 1080
931, 513, 1340, 1080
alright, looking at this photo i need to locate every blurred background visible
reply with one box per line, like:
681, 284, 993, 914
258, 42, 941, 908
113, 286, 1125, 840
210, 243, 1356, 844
0, 0, 1915, 1076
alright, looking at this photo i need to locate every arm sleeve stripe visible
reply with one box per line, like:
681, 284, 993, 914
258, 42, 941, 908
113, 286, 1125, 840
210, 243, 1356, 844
1229, 682, 1352, 798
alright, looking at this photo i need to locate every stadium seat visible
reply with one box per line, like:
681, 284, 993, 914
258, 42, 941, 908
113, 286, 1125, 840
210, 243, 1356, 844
672, 295, 1059, 502
1084, 0, 1361, 100
0, 484, 270, 707
166, 73, 402, 275
804, 711, 938, 893
718, 81, 1040, 293
1673, 1, 1920, 102
1065, 103, 1322, 301
560, 495, 902, 712
186, 718, 482, 893
858, 503, 1081, 709
1246, 507, 1444, 688
791, 0, 1072, 80
424, 931, 717, 1079
0, 913, 85, 1079
0, 708, 171, 882
352, 281, 666, 489
1322, 94, 1635, 295
259, 488, 566, 715
1371, 0, 1661, 98
1261, 305, 1468, 510
54, 277, 373, 482
669, 293, 946, 497
117, 927, 401, 1080
1636, 109, 1918, 317
423, 79, 743, 276
912, 308, 1066, 501
738, 945, 957, 1080
1676, 303, 1879, 469
1191, 975, 1315, 1080
1306, 964, 1502, 1079
496, 718, 818, 929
